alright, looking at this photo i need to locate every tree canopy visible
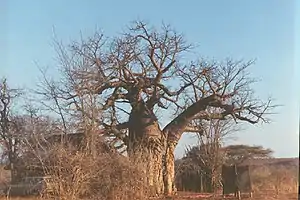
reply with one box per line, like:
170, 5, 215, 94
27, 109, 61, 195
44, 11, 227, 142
222, 144, 273, 165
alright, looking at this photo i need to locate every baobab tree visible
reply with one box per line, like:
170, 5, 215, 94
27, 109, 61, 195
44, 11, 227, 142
41, 21, 275, 195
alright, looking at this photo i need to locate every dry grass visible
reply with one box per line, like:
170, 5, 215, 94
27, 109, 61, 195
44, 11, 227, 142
250, 164, 298, 195
0, 193, 299, 200
38, 144, 149, 200
152, 192, 298, 200
0, 166, 10, 190
2, 140, 150, 200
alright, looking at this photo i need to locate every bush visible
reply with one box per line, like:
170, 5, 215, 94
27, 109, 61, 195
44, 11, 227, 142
35, 143, 149, 200
251, 164, 298, 194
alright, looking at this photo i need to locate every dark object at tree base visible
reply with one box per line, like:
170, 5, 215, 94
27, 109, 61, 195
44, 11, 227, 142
222, 164, 253, 199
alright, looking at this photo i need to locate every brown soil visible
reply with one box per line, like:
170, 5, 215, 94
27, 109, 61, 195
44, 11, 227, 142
156, 191, 298, 200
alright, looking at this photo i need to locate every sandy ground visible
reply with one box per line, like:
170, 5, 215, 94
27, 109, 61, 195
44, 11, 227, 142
165, 192, 298, 200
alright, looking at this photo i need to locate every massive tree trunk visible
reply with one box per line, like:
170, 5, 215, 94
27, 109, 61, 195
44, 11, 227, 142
127, 102, 166, 195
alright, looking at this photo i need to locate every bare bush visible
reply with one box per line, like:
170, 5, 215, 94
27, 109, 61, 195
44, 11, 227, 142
0, 165, 10, 192
251, 163, 298, 195
21, 137, 149, 200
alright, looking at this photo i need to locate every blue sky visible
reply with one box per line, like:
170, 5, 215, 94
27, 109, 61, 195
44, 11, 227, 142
1, 0, 299, 158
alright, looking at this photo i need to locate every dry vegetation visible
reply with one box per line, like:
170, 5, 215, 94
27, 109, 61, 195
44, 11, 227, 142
40, 146, 149, 200
0, 145, 150, 200
250, 159, 298, 195
0, 157, 298, 200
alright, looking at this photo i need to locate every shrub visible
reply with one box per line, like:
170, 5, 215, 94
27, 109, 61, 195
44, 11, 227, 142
39, 144, 149, 200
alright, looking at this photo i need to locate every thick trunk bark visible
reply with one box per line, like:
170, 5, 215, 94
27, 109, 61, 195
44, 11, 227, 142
160, 96, 222, 195
127, 103, 166, 196
8, 140, 18, 184
127, 126, 179, 196
127, 132, 165, 195
164, 141, 177, 195
127, 100, 195, 196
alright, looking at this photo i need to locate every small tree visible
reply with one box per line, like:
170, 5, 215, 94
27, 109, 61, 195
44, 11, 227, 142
176, 117, 236, 193
0, 79, 22, 183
